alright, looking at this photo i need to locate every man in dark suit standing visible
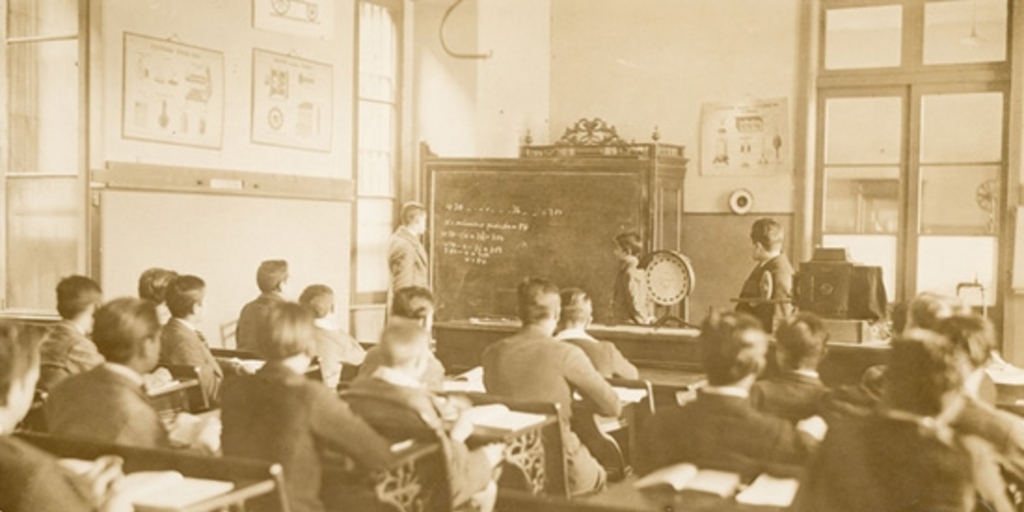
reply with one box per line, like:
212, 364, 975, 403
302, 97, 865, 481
388, 202, 429, 306
482, 278, 621, 495
736, 218, 794, 333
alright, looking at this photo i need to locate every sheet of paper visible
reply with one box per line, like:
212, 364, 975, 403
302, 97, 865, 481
633, 462, 698, 491
128, 473, 235, 512
735, 474, 800, 507
613, 387, 648, 403
464, 404, 546, 431
686, 469, 741, 498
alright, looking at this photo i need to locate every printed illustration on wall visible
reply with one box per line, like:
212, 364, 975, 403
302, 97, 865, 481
253, 0, 335, 38
122, 33, 225, 149
251, 49, 333, 152
700, 98, 790, 176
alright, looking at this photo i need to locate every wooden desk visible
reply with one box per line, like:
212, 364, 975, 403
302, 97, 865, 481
469, 413, 561, 497
322, 439, 446, 512
149, 378, 200, 419
497, 478, 786, 512
16, 432, 286, 512
434, 321, 702, 374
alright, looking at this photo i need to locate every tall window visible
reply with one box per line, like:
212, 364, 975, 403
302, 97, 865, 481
353, 0, 401, 339
816, 0, 1009, 313
4, 0, 84, 312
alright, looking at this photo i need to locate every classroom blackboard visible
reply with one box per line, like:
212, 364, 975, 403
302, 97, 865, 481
428, 167, 643, 324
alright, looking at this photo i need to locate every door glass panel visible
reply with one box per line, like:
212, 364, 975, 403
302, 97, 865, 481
7, 0, 78, 39
917, 236, 996, 305
825, 97, 902, 165
825, 5, 902, 70
920, 165, 999, 235
8, 40, 79, 174
822, 234, 897, 302
357, 101, 395, 197
920, 92, 1003, 164
7, 177, 78, 310
824, 167, 899, 234
924, 0, 1007, 65
356, 198, 394, 293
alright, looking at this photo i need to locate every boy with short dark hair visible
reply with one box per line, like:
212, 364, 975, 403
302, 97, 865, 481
160, 275, 237, 407
236, 259, 288, 353
640, 310, 823, 480
751, 312, 830, 422
358, 286, 446, 390
736, 218, 794, 333
298, 284, 366, 389
556, 287, 638, 379
47, 298, 171, 448
38, 275, 104, 392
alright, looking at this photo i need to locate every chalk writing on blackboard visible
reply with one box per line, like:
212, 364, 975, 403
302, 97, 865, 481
438, 203, 566, 266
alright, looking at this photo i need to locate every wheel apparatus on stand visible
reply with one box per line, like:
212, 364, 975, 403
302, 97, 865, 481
640, 250, 697, 328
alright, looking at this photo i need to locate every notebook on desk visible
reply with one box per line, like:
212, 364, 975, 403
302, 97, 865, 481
633, 463, 741, 498
463, 403, 547, 432
60, 461, 235, 512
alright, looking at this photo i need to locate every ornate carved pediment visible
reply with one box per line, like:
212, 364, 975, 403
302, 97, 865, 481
553, 118, 629, 148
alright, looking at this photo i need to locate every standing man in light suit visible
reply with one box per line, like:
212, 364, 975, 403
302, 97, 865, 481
388, 202, 429, 307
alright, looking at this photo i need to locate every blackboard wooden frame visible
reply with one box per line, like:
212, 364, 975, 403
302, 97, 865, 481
424, 145, 687, 324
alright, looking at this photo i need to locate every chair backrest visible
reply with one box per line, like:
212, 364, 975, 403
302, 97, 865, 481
158, 364, 209, 413
220, 320, 238, 349
460, 392, 570, 499
339, 389, 455, 512
16, 431, 290, 512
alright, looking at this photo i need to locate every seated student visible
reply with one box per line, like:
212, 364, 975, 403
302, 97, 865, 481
47, 298, 171, 448
221, 302, 395, 512
750, 312, 829, 423
159, 275, 243, 408
907, 292, 996, 404
939, 315, 1024, 481
554, 287, 638, 379
792, 330, 1013, 512
349, 322, 504, 511
0, 321, 132, 512
38, 275, 104, 393
298, 284, 366, 389
482, 277, 621, 495
236, 260, 288, 354
359, 286, 446, 391
638, 310, 824, 480
138, 267, 177, 326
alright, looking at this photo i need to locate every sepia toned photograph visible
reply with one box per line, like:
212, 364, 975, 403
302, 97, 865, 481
1, 1, 1023, 511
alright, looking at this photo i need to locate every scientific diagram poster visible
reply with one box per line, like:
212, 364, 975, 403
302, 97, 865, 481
253, 0, 334, 38
122, 33, 224, 149
700, 98, 789, 176
251, 49, 333, 152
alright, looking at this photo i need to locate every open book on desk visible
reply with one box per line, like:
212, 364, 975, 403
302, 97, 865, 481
61, 460, 235, 512
735, 474, 800, 507
463, 403, 547, 432
633, 463, 741, 498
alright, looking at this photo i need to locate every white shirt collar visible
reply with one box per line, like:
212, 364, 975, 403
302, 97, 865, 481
373, 366, 425, 389
554, 327, 598, 343
701, 385, 750, 399
173, 317, 197, 332
103, 362, 144, 387
792, 369, 820, 380
314, 317, 339, 331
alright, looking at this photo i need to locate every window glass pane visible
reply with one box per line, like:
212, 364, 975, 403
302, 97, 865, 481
822, 234, 897, 302
920, 165, 999, 235
824, 167, 899, 234
8, 40, 79, 174
356, 198, 394, 292
917, 236, 996, 305
825, 5, 902, 70
7, 177, 78, 310
357, 101, 395, 196
825, 96, 902, 165
358, 2, 397, 103
920, 92, 1002, 164
7, 0, 77, 39
924, 0, 1007, 65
